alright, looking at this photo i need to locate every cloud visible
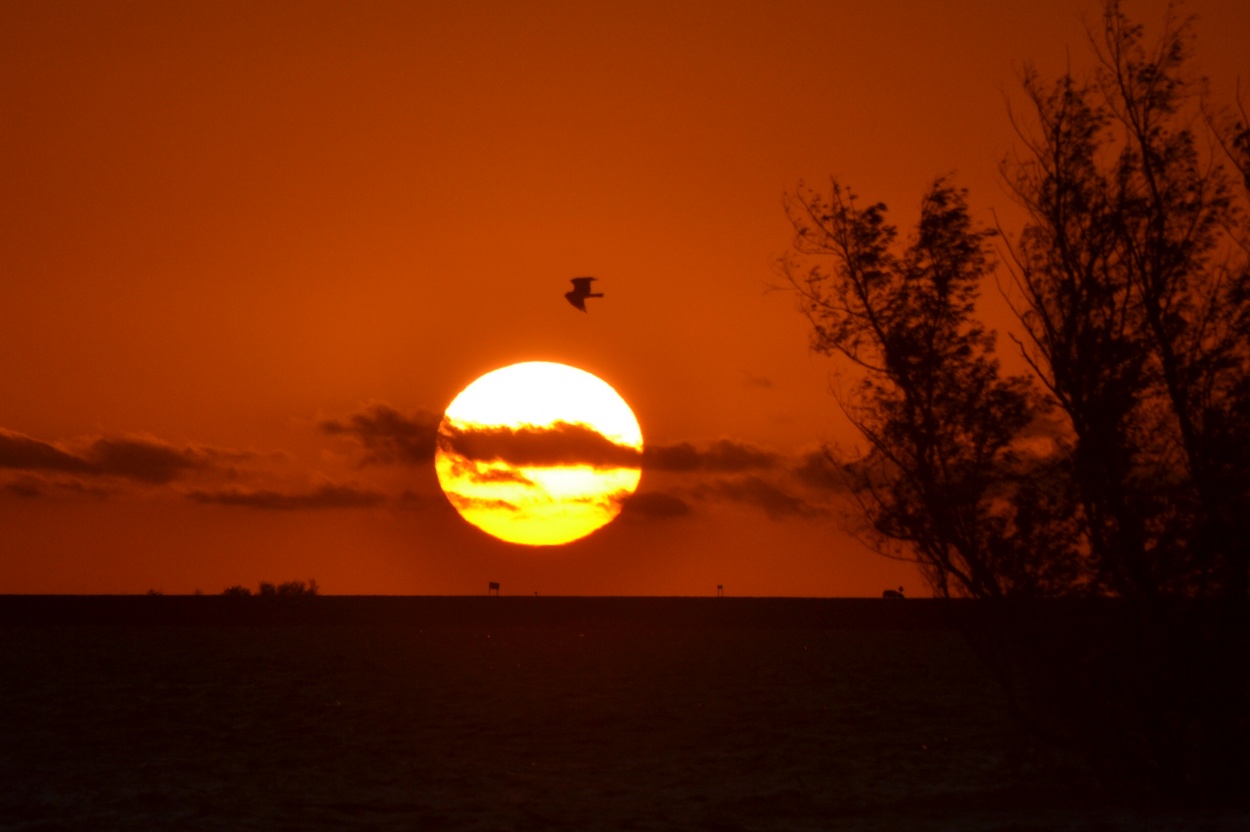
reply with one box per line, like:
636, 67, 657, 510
3, 478, 43, 498
443, 493, 520, 513
694, 475, 825, 520
620, 490, 691, 521
187, 484, 386, 511
1, 473, 108, 499
1016, 409, 1069, 440
397, 489, 458, 513
441, 455, 537, 486
468, 466, 535, 485
88, 437, 206, 483
439, 420, 642, 469
741, 371, 775, 389
611, 438, 839, 520
643, 439, 779, 473
0, 428, 211, 483
1, 419, 840, 525
321, 404, 440, 465
791, 448, 852, 491
0, 430, 94, 474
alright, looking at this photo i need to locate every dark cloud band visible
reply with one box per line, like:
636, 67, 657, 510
438, 420, 642, 470
0, 430, 93, 473
320, 404, 440, 465
621, 490, 691, 520
0, 429, 205, 483
187, 484, 385, 511
694, 475, 824, 520
643, 439, 779, 472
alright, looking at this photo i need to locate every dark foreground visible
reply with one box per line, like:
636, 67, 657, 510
0, 596, 1244, 831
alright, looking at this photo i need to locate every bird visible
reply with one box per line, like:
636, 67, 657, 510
565, 276, 603, 312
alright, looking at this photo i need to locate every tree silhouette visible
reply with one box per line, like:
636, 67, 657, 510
251, 579, 319, 597
783, 0, 1250, 799
781, 179, 1082, 599
1002, 1, 1250, 598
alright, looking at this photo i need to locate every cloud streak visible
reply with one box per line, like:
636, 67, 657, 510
791, 448, 851, 492
643, 439, 779, 473
0, 430, 95, 474
187, 484, 386, 511
1, 473, 108, 499
694, 475, 824, 520
444, 494, 520, 513
88, 437, 206, 483
321, 404, 441, 465
1, 418, 844, 524
0, 428, 213, 483
439, 420, 642, 470
621, 490, 691, 520
633, 440, 848, 521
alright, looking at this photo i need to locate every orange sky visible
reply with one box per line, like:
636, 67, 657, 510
2, 0, 1247, 596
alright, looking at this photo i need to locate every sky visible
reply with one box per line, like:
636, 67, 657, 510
2, 0, 1248, 597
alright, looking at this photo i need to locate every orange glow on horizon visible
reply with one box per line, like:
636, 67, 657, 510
2, 1, 1245, 596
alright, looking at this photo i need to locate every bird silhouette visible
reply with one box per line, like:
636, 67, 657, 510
565, 276, 603, 312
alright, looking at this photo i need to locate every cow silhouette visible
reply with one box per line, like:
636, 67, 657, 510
882, 586, 905, 599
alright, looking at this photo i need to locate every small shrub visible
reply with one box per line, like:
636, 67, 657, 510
275, 579, 319, 597
225, 580, 319, 597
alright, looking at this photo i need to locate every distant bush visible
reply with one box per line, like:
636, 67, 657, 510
277, 579, 319, 597
254, 579, 319, 597
224, 580, 319, 597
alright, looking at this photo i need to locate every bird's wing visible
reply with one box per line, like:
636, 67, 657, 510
569, 276, 596, 291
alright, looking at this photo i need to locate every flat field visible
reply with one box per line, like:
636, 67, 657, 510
0, 597, 1241, 830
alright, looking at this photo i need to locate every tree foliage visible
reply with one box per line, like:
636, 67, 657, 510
785, 0, 1250, 605
783, 0, 1250, 798
781, 179, 1084, 598
1003, 0, 1250, 598
244, 579, 319, 597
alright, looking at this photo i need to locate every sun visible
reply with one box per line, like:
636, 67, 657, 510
434, 362, 643, 545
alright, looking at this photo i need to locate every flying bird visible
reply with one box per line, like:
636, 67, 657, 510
565, 276, 603, 312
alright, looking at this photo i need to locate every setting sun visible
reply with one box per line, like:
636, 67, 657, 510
434, 362, 643, 545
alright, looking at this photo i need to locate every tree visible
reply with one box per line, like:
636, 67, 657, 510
781, 178, 1082, 599
1009, 6, 1250, 791
1002, 0, 1250, 598
783, 0, 1250, 799
258, 579, 319, 597
784, 0, 1250, 606
276, 579, 319, 597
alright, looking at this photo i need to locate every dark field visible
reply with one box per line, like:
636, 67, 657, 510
0, 597, 1243, 831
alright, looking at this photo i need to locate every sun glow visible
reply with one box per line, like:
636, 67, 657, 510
434, 362, 643, 546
